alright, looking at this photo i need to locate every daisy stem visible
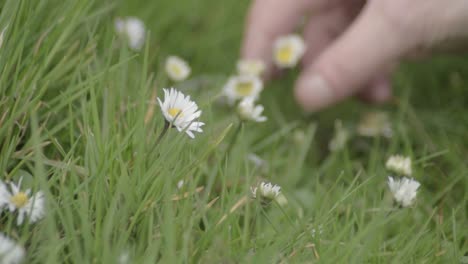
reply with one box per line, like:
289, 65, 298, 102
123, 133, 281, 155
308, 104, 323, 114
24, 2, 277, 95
154, 121, 170, 148
224, 121, 243, 157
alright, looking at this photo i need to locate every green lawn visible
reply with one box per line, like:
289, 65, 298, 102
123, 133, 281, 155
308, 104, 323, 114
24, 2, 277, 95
0, 0, 467, 263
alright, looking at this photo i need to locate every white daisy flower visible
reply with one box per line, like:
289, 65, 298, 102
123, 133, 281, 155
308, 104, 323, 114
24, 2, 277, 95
0, 233, 25, 264
292, 129, 306, 146
386, 155, 412, 176
328, 119, 349, 152
177, 180, 185, 189
115, 17, 146, 51
387, 176, 420, 207
165, 56, 191, 82
223, 75, 263, 104
251, 182, 281, 200
311, 225, 324, 239
237, 59, 266, 76
237, 97, 267, 122
357, 112, 392, 138
0, 178, 45, 226
157, 88, 204, 138
273, 34, 306, 68
117, 250, 130, 264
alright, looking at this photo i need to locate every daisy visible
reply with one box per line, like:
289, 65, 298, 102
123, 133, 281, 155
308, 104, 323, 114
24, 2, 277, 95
177, 180, 185, 189
357, 112, 392, 138
251, 182, 287, 206
387, 176, 420, 207
157, 88, 204, 138
273, 34, 306, 68
292, 129, 306, 146
237, 97, 267, 122
386, 155, 412, 176
251, 182, 281, 200
115, 17, 146, 51
223, 75, 263, 104
117, 250, 130, 264
237, 59, 266, 76
310, 225, 324, 239
0, 178, 45, 226
0, 233, 25, 264
247, 153, 267, 169
165, 56, 191, 82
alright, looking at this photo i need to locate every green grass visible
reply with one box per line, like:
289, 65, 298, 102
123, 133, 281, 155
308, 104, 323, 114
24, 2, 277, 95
1, 0, 467, 263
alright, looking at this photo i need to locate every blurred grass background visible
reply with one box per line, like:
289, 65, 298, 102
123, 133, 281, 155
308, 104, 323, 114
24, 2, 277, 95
0, 0, 467, 263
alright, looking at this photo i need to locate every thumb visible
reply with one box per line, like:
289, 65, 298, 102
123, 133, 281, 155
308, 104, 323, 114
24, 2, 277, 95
295, 3, 414, 112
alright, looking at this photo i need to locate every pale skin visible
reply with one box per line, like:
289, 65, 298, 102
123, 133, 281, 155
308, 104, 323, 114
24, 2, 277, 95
241, 0, 468, 111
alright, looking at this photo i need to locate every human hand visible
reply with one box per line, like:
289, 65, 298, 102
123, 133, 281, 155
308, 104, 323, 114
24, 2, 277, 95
241, 0, 468, 111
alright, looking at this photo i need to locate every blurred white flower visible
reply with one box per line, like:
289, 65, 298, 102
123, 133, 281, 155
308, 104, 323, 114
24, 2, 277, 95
251, 182, 287, 206
292, 129, 306, 146
117, 250, 130, 264
251, 182, 281, 200
357, 112, 392, 138
165, 56, 191, 82
157, 88, 204, 138
247, 153, 267, 169
387, 176, 420, 207
311, 225, 324, 238
328, 119, 349, 152
177, 180, 185, 189
115, 17, 146, 51
0, 233, 25, 264
273, 34, 306, 68
223, 75, 263, 104
237, 97, 267, 122
386, 155, 412, 176
237, 59, 265, 76
0, 178, 45, 226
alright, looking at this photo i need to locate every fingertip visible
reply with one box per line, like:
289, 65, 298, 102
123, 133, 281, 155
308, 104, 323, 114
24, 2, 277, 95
294, 1, 411, 111
294, 73, 335, 112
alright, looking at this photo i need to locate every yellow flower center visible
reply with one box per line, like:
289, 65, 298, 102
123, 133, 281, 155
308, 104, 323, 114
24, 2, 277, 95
235, 81, 254, 96
169, 64, 182, 77
276, 45, 293, 63
11, 192, 29, 208
168, 108, 183, 118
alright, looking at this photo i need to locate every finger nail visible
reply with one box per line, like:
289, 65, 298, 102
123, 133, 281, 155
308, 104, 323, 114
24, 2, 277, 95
296, 74, 334, 112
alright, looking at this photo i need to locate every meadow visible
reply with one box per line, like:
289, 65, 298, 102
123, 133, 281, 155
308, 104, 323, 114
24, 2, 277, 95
0, 0, 467, 263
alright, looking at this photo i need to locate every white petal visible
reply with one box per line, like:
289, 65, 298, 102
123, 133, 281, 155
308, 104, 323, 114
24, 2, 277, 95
16, 211, 24, 226
27, 192, 45, 223
0, 233, 25, 264
115, 17, 146, 51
